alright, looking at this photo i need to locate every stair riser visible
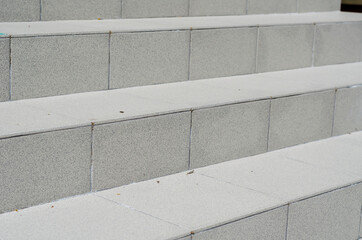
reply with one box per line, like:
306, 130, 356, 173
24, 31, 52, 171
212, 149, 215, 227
0, 85, 361, 214
0, 0, 342, 22
0, 21, 361, 101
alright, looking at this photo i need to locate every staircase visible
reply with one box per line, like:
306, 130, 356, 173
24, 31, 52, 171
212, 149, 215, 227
0, 1, 361, 239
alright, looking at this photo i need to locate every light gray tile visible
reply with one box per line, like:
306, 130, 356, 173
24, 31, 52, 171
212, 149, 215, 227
0, 38, 9, 102
110, 31, 189, 89
333, 87, 362, 136
314, 23, 362, 66
0, 127, 91, 214
198, 153, 360, 203
298, 0, 341, 12
122, 0, 188, 18
41, 0, 121, 21
287, 183, 362, 240
11, 34, 109, 100
92, 112, 191, 191
268, 90, 335, 150
193, 206, 287, 240
97, 172, 283, 231
247, 0, 297, 14
0, 195, 188, 240
190, 100, 269, 169
257, 25, 314, 73
190, 0, 246, 16
190, 27, 257, 80
0, 0, 40, 22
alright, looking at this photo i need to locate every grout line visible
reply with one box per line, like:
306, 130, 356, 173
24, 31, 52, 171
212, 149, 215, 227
95, 194, 190, 230
8, 36, 11, 101
254, 26, 260, 73
187, 29, 192, 80
188, 0, 191, 16
266, 99, 272, 152
188, 110, 193, 170
311, 23, 317, 67
296, 0, 299, 13
107, 31, 111, 89
330, 89, 338, 137
90, 123, 95, 191
39, 0, 42, 21
120, 0, 123, 18
284, 204, 290, 240
246, 0, 249, 15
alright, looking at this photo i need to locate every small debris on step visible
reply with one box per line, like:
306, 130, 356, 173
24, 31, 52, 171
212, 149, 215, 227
119, 111, 125, 114
187, 170, 194, 175
157, 181, 160, 184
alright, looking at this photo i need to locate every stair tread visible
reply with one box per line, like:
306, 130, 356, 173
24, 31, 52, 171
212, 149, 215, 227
0, 63, 361, 139
0, 12, 362, 37
0, 132, 361, 240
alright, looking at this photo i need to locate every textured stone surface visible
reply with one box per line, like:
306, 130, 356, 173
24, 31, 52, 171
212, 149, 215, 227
0, 195, 188, 240
190, 27, 257, 80
11, 34, 109, 100
42, 0, 121, 20
92, 112, 191, 190
287, 183, 362, 240
122, 0, 188, 18
193, 206, 287, 240
268, 90, 335, 150
190, 100, 269, 168
97, 172, 283, 231
190, 0, 246, 16
298, 0, 341, 12
0, 127, 91, 214
333, 87, 362, 136
314, 23, 362, 66
198, 153, 359, 203
0, 38, 9, 102
110, 31, 189, 89
257, 25, 314, 73
0, 0, 40, 22
248, 0, 296, 14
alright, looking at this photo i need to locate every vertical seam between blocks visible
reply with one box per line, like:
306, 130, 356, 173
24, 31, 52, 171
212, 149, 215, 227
311, 24, 317, 67
187, 30, 192, 81
285, 204, 290, 240
107, 31, 111, 89
266, 99, 272, 152
255, 26, 260, 73
8, 36, 12, 101
188, 0, 191, 16
246, 0, 249, 14
39, 0, 42, 21
330, 89, 337, 137
188, 110, 193, 170
296, 0, 299, 12
90, 123, 95, 191
120, 0, 123, 18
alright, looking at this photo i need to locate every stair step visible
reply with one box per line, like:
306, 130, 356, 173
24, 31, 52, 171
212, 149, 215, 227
0, 12, 361, 101
0, 132, 361, 240
0, 63, 361, 214
0, 0, 342, 22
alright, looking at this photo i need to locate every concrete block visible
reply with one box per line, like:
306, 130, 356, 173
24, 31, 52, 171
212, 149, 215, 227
0, 195, 188, 240
247, 0, 296, 14
190, 100, 269, 169
122, 0, 188, 18
0, 127, 91, 214
193, 206, 287, 240
298, 0, 341, 12
189, 0, 247, 16
110, 31, 189, 89
333, 87, 362, 136
190, 27, 257, 80
41, 0, 121, 21
0, 0, 40, 22
268, 90, 335, 151
97, 172, 283, 231
11, 34, 109, 100
314, 23, 362, 66
0, 38, 9, 102
198, 153, 359, 203
92, 112, 191, 190
287, 183, 362, 240
257, 25, 314, 73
